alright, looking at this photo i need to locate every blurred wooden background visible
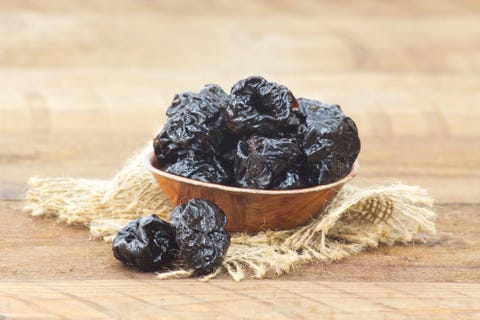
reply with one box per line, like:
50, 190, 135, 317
0, 0, 479, 319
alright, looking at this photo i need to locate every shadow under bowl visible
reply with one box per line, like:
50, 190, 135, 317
145, 150, 358, 233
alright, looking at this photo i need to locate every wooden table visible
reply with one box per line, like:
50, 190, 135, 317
1, 0, 479, 318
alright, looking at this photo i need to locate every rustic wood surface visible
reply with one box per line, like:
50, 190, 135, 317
1, 0, 479, 318
1, 280, 479, 320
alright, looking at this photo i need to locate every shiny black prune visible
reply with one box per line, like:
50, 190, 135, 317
297, 98, 343, 120
165, 155, 230, 185
217, 132, 241, 175
286, 110, 304, 129
112, 214, 177, 271
298, 98, 360, 184
166, 84, 228, 117
234, 135, 301, 189
271, 166, 313, 190
170, 199, 230, 275
153, 89, 227, 166
166, 91, 197, 117
200, 83, 229, 102
225, 76, 297, 136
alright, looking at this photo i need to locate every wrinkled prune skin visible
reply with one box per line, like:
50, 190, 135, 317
112, 214, 177, 271
165, 91, 197, 118
217, 132, 241, 174
153, 87, 227, 166
271, 169, 309, 190
297, 98, 360, 184
166, 84, 228, 117
165, 155, 230, 185
225, 76, 297, 136
234, 136, 301, 189
271, 160, 317, 190
200, 83, 229, 102
170, 199, 230, 275
285, 111, 304, 130
297, 98, 343, 120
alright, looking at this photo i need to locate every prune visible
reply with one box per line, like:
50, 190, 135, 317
165, 91, 197, 117
166, 84, 228, 117
200, 83, 229, 103
297, 98, 343, 119
286, 110, 304, 129
217, 131, 241, 174
170, 199, 230, 275
153, 87, 227, 166
112, 214, 177, 271
165, 155, 230, 185
225, 76, 297, 136
298, 98, 360, 184
234, 135, 301, 189
271, 164, 314, 190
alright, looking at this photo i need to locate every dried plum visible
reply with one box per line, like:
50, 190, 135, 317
217, 132, 241, 174
165, 155, 230, 185
271, 167, 313, 190
166, 84, 228, 117
112, 214, 176, 271
297, 98, 343, 119
225, 76, 297, 136
234, 135, 301, 189
165, 91, 197, 117
298, 98, 360, 184
200, 83, 229, 103
286, 110, 304, 130
170, 199, 230, 275
153, 89, 227, 166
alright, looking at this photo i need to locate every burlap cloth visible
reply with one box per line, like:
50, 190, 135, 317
24, 146, 436, 281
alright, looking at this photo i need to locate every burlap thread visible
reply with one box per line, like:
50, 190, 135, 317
24, 146, 436, 281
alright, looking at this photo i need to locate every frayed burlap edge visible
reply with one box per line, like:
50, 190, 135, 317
24, 146, 436, 281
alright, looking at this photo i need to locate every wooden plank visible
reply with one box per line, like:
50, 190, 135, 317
0, 0, 479, 72
0, 280, 479, 319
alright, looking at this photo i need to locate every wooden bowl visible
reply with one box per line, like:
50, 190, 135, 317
145, 150, 358, 233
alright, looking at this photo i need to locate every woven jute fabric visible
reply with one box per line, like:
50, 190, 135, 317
24, 146, 437, 281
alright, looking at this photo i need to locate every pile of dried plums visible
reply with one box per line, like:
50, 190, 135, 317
154, 76, 360, 189
113, 76, 361, 274
113, 199, 230, 275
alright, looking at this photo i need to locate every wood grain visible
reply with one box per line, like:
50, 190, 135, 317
1, 280, 479, 320
0, 0, 479, 318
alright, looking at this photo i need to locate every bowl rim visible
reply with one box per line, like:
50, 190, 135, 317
145, 149, 358, 195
